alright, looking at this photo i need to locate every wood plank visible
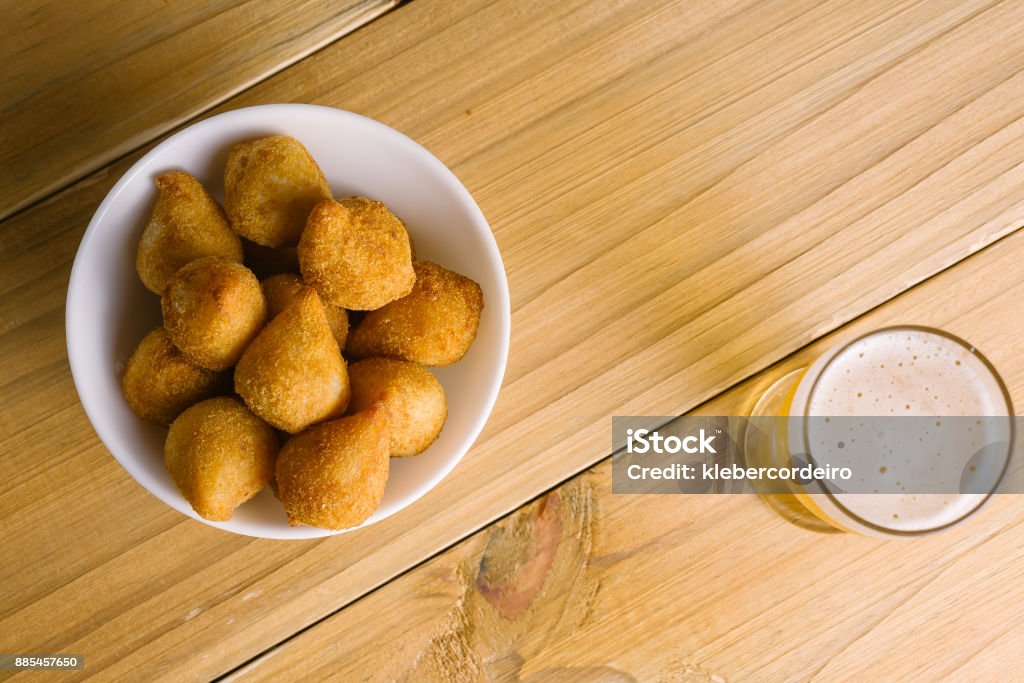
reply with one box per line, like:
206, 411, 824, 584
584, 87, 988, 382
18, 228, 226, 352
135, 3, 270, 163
0, 0, 399, 220
228, 225, 1024, 682
3, 0, 1024, 679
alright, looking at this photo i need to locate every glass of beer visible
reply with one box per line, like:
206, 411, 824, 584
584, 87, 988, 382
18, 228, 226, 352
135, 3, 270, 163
745, 326, 1014, 537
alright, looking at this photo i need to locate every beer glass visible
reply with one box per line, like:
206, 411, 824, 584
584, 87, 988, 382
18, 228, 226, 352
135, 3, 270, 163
745, 326, 1014, 537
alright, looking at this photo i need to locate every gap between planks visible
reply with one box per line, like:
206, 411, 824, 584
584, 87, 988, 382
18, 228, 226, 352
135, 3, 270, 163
216, 217, 1024, 681
0, 0, 404, 223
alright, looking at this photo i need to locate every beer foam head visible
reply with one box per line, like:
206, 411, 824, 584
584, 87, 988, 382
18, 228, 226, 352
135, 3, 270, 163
808, 328, 1007, 417
803, 328, 1011, 533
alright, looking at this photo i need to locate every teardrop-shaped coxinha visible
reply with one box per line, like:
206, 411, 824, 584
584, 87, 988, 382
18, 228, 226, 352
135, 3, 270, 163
262, 273, 348, 351
165, 397, 278, 522
224, 135, 332, 248
234, 286, 350, 433
348, 261, 484, 366
276, 404, 390, 530
122, 327, 225, 426
348, 358, 446, 457
298, 197, 415, 310
161, 256, 266, 372
136, 171, 243, 294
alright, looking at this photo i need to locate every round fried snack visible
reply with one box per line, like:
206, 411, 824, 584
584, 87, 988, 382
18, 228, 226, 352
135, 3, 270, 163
122, 327, 225, 425
224, 136, 332, 248
298, 197, 415, 310
262, 273, 348, 351
276, 404, 389, 529
162, 257, 267, 371
235, 287, 350, 433
165, 397, 278, 522
348, 358, 447, 456
348, 261, 484, 366
136, 171, 243, 294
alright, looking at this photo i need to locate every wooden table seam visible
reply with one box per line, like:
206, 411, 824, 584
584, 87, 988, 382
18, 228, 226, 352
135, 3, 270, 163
220, 220, 1024, 680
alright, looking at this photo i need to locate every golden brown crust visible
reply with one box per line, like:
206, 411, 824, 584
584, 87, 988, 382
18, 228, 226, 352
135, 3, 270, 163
275, 404, 390, 530
161, 256, 266, 371
224, 136, 332, 248
262, 273, 349, 351
235, 287, 350, 433
165, 397, 278, 521
122, 327, 225, 425
298, 197, 415, 310
347, 261, 484, 366
348, 358, 447, 456
136, 171, 243, 294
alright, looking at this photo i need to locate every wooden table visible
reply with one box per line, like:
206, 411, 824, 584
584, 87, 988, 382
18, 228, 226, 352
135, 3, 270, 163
4, 0, 1024, 679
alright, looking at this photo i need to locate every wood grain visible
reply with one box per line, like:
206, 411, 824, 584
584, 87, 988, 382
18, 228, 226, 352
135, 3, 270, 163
0, 0, 399, 220
3, 0, 1024, 679
229, 227, 1024, 682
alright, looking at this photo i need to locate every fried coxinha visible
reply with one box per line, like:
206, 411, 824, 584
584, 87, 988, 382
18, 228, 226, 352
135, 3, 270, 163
121, 135, 483, 529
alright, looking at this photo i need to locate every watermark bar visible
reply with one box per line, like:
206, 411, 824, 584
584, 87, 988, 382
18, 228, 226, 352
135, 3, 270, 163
0, 654, 84, 670
612, 416, 1022, 495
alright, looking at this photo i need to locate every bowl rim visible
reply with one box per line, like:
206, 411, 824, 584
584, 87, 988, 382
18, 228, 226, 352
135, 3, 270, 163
66, 103, 510, 539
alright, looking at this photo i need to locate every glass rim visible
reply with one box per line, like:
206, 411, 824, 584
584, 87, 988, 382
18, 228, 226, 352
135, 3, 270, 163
797, 324, 1016, 537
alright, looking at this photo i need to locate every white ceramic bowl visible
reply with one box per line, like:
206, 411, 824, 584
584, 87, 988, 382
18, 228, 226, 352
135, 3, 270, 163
67, 104, 510, 539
